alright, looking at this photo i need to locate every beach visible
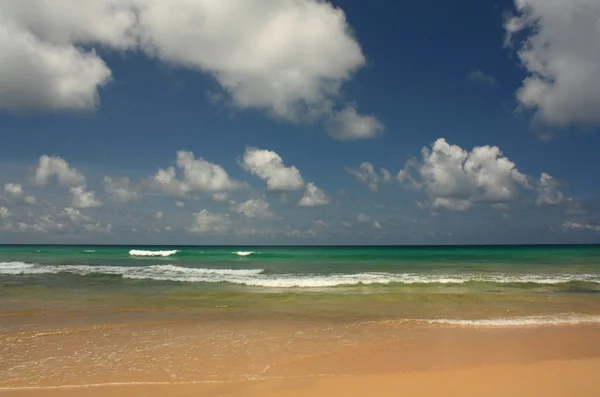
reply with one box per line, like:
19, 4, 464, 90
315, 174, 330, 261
1, 245, 600, 395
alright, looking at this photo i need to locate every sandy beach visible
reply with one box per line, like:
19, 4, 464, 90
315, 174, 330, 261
2, 318, 600, 396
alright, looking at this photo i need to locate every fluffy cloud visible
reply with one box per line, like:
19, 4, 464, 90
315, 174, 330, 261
230, 198, 273, 218
505, 0, 600, 127
151, 151, 238, 197
34, 155, 85, 187
561, 221, 600, 232
398, 138, 531, 210
0, 207, 10, 218
346, 162, 392, 191
84, 223, 112, 233
298, 182, 329, 207
326, 106, 384, 140
4, 183, 37, 205
70, 186, 102, 208
536, 173, 565, 206
33, 155, 100, 208
104, 176, 139, 202
188, 209, 230, 233
466, 69, 497, 86
241, 147, 304, 191
64, 207, 90, 223
18, 215, 68, 233
0, 0, 380, 138
4, 183, 23, 197
155, 211, 163, 220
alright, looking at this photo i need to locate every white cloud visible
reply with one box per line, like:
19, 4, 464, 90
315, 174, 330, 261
536, 173, 565, 206
346, 162, 392, 191
0, 207, 10, 218
298, 183, 329, 207
18, 215, 67, 233
175, 200, 186, 208
104, 176, 139, 202
0, 1, 380, 137
326, 106, 384, 140
155, 211, 163, 220
398, 138, 531, 210
505, 0, 600, 127
176, 151, 238, 192
467, 69, 497, 86
241, 147, 304, 191
373, 221, 381, 229
84, 222, 112, 233
4, 183, 36, 205
4, 183, 23, 197
230, 198, 273, 218
23, 196, 37, 205
561, 221, 600, 232
34, 155, 85, 187
188, 209, 230, 234
64, 207, 90, 223
70, 186, 102, 208
357, 213, 370, 222
151, 151, 237, 197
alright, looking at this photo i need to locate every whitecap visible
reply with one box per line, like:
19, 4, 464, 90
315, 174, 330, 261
233, 251, 255, 256
129, 249, 178, 257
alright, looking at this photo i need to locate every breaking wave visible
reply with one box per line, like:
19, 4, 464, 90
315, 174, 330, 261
233, 251, 255, 256
420, 314, 600, 327
1, 261, 600, 288
129, 249, 179, 257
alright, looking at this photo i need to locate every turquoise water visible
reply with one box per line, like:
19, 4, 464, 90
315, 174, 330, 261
2, 245, 600, 322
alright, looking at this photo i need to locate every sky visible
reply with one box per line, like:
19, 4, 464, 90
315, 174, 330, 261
1, 0, 600, 245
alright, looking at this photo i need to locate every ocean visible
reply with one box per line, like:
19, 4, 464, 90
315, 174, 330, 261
2, 245, 600, 325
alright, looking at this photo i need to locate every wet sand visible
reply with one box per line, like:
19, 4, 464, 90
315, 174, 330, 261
2, 315, 600, 396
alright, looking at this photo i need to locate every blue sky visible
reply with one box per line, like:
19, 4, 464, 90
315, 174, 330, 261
1, 0, 600, 244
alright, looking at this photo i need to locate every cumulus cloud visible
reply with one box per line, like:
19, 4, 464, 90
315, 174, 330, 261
104, 176, 139, 202
466, 69, 497, 86
326, 106, 384, 140
561, 221, 600, 232
4, 183, 23, 197
298, 182, 329, 207
230, 198, 273, 218
64, 207, 90, 223
155, 211, 163, 219
70, 186, 102, 208
34, 155, 85, 187
150, 151, 238, 197
175, 200, 186, 208
398, 138, 531, 210
18, 215, 68, 233
536, 173, 565, 206
357, 213, 370, 222
33, 155, 100, 208
0, 207, 10, 218
188, 209, 230, 233
241, 147, 304, 191
0, 0, 381, 138
4, 183, 37, 205
505, 0, 600, 127
84, 222, 112, 233
346, 162, 392, 191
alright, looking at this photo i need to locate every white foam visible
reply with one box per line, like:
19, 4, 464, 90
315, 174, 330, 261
129, 249, 178, 257
233, 251, 255, 256
422, 314, 600, 328
84, 250, 96, 253
1, 262, 599, 288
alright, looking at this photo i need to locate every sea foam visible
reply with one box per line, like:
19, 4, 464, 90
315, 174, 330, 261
129, 249, 178, 257
233, 251, 255, 256
1, 261, 599, 288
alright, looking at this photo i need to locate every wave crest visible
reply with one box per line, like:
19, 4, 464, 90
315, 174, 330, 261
233, 251, 255, 256
129, 249, 178, 257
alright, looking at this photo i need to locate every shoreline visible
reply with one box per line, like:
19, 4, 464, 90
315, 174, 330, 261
2, 358, 599, 396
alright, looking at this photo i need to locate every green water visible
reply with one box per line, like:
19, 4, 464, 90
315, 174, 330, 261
2, 245, 600, 322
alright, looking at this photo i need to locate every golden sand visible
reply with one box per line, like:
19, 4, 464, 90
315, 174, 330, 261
1, 316, 600, 396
